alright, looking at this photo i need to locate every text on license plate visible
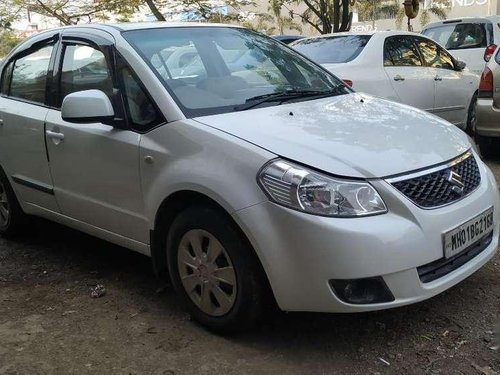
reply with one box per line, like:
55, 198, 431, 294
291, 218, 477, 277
443, 207, 494, 259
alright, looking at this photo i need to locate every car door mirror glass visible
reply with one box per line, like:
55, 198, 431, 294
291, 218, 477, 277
61, 89, 115, 124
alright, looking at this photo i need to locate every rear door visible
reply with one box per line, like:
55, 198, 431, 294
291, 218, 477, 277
383, 35, 435, 111
44, 29, 163, 243
0, 34, 60, 212
414, 36, 473, 126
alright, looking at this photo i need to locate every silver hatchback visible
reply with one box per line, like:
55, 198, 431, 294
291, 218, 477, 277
476, 45, 500, 158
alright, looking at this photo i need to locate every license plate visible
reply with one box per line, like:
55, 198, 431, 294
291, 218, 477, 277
443, 207, 494, 259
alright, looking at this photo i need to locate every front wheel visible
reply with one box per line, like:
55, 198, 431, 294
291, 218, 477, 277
166, 206, 269, 333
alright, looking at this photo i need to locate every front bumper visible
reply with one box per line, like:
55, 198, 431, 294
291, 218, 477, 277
476, 98, 500, 137
233, 156, 499, 313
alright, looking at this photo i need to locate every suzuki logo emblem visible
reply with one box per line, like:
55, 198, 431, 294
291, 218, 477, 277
447, 171, 465, 195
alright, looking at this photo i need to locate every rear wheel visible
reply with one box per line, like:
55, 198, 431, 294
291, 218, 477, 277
0, 169, 28, 237
166, 206, 269, 333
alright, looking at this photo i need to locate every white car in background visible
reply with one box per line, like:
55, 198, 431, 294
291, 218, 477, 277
291, 31, 480, 132
422, 16, 500, 75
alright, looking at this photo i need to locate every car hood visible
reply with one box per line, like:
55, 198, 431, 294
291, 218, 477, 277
194, 93, 470, 178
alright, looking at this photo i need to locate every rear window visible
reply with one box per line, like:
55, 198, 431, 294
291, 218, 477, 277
422, 23, 487, 50
292, 35, 371, 64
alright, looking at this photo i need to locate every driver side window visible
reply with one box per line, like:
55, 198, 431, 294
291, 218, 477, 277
59, 43, 113, 106
415, 38, 455, 70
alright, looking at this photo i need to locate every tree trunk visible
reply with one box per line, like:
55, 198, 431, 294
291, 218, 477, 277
339, 0, 351, 31
333, 0, 340, 32
144, 0, 166, 21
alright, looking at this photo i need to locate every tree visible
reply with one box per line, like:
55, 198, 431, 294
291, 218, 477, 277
0, 30, 22, 58
0, 0, 141, 26
143, 0, 254, 22
356, 0, 398, 27
275, 0, 354, 34
269, 0, 302, 34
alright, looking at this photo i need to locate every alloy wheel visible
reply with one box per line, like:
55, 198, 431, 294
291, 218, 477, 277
177, 229, 237, 316
0, 181, 10, 227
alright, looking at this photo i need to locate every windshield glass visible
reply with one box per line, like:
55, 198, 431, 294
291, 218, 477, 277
123, 27, 348, 117
422, 23, 487, 50
292, 35, 371, 64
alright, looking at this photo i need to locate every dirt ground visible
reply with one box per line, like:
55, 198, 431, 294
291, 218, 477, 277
1, 162, 499, 375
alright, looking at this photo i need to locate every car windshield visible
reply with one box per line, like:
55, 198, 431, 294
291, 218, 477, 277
422, 23, 488, 50
292, 35, 371, 64
122, 27, 347, 117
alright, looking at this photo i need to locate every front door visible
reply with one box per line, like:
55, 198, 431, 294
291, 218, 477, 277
414, 37, 472, 127
383, 35, 435, 112
44, 32, 148, 243
0, 37, 59, 212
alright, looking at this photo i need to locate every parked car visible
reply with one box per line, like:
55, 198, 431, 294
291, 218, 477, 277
422, 16, 500, 75
0, 24, 498, 333
272, 35, 305, 44
476, 44, 500, 158
291, 31, 479, 132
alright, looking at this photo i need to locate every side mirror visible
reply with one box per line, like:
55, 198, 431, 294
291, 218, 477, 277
62, 90, 115, 125
455, 60, 466, 71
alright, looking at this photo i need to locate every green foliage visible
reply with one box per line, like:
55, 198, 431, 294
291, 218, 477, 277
0, 31, 23, 58
392, 0, 449, 30
356, 0, 399, 25
277, 0, 354, 34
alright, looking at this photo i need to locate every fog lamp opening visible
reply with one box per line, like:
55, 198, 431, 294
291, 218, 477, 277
329, 277, 395, 305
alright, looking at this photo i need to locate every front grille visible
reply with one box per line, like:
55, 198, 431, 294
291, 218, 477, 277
417, 231, 493, 283
389, 152, 481, 209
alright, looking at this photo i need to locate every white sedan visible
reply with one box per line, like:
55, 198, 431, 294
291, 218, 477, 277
292, 31, 480, 131
0, 24, 498, 333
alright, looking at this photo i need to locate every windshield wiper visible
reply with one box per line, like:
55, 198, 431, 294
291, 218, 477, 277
234, 87, 345, 111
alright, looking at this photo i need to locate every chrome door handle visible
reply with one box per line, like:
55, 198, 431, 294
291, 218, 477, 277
434, 76, 443, 81
0, 119, 3, 126
46, 130, 65, 141
393, 75, 405, 81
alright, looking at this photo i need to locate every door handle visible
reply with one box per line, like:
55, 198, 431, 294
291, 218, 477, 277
0, 119, 3, 126
393, 75, 405, 81
46, 130, 65, 141
434, 75, 443, 81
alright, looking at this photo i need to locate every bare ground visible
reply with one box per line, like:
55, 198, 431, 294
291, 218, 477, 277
0, 161, 499, 375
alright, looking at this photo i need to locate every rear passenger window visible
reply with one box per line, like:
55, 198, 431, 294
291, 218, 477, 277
422, 23, 487, 50
60, 44, 112, 106
10, 45, 54, 104
384, 36, 422, 67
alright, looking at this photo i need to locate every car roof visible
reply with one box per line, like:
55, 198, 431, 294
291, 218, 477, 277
108, 22, 244, 31
23, 22, 243, 36
293, 30, 423, 43
422, 16, 500, 29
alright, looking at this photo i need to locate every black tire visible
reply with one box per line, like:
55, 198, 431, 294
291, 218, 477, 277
476, 135, 500, 160
0, 168, 29, 237
166, 206, 269, 333
465, 94, 477, 136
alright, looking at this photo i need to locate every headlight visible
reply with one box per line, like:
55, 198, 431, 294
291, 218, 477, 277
258, 160, 387, 217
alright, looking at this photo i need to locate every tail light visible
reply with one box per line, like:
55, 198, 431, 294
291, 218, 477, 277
343, 79, 353, 87
479, 67, 493, 98
484, 44, 497, 62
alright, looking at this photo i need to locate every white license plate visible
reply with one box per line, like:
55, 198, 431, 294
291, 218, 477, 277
443, 207, 494, 259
